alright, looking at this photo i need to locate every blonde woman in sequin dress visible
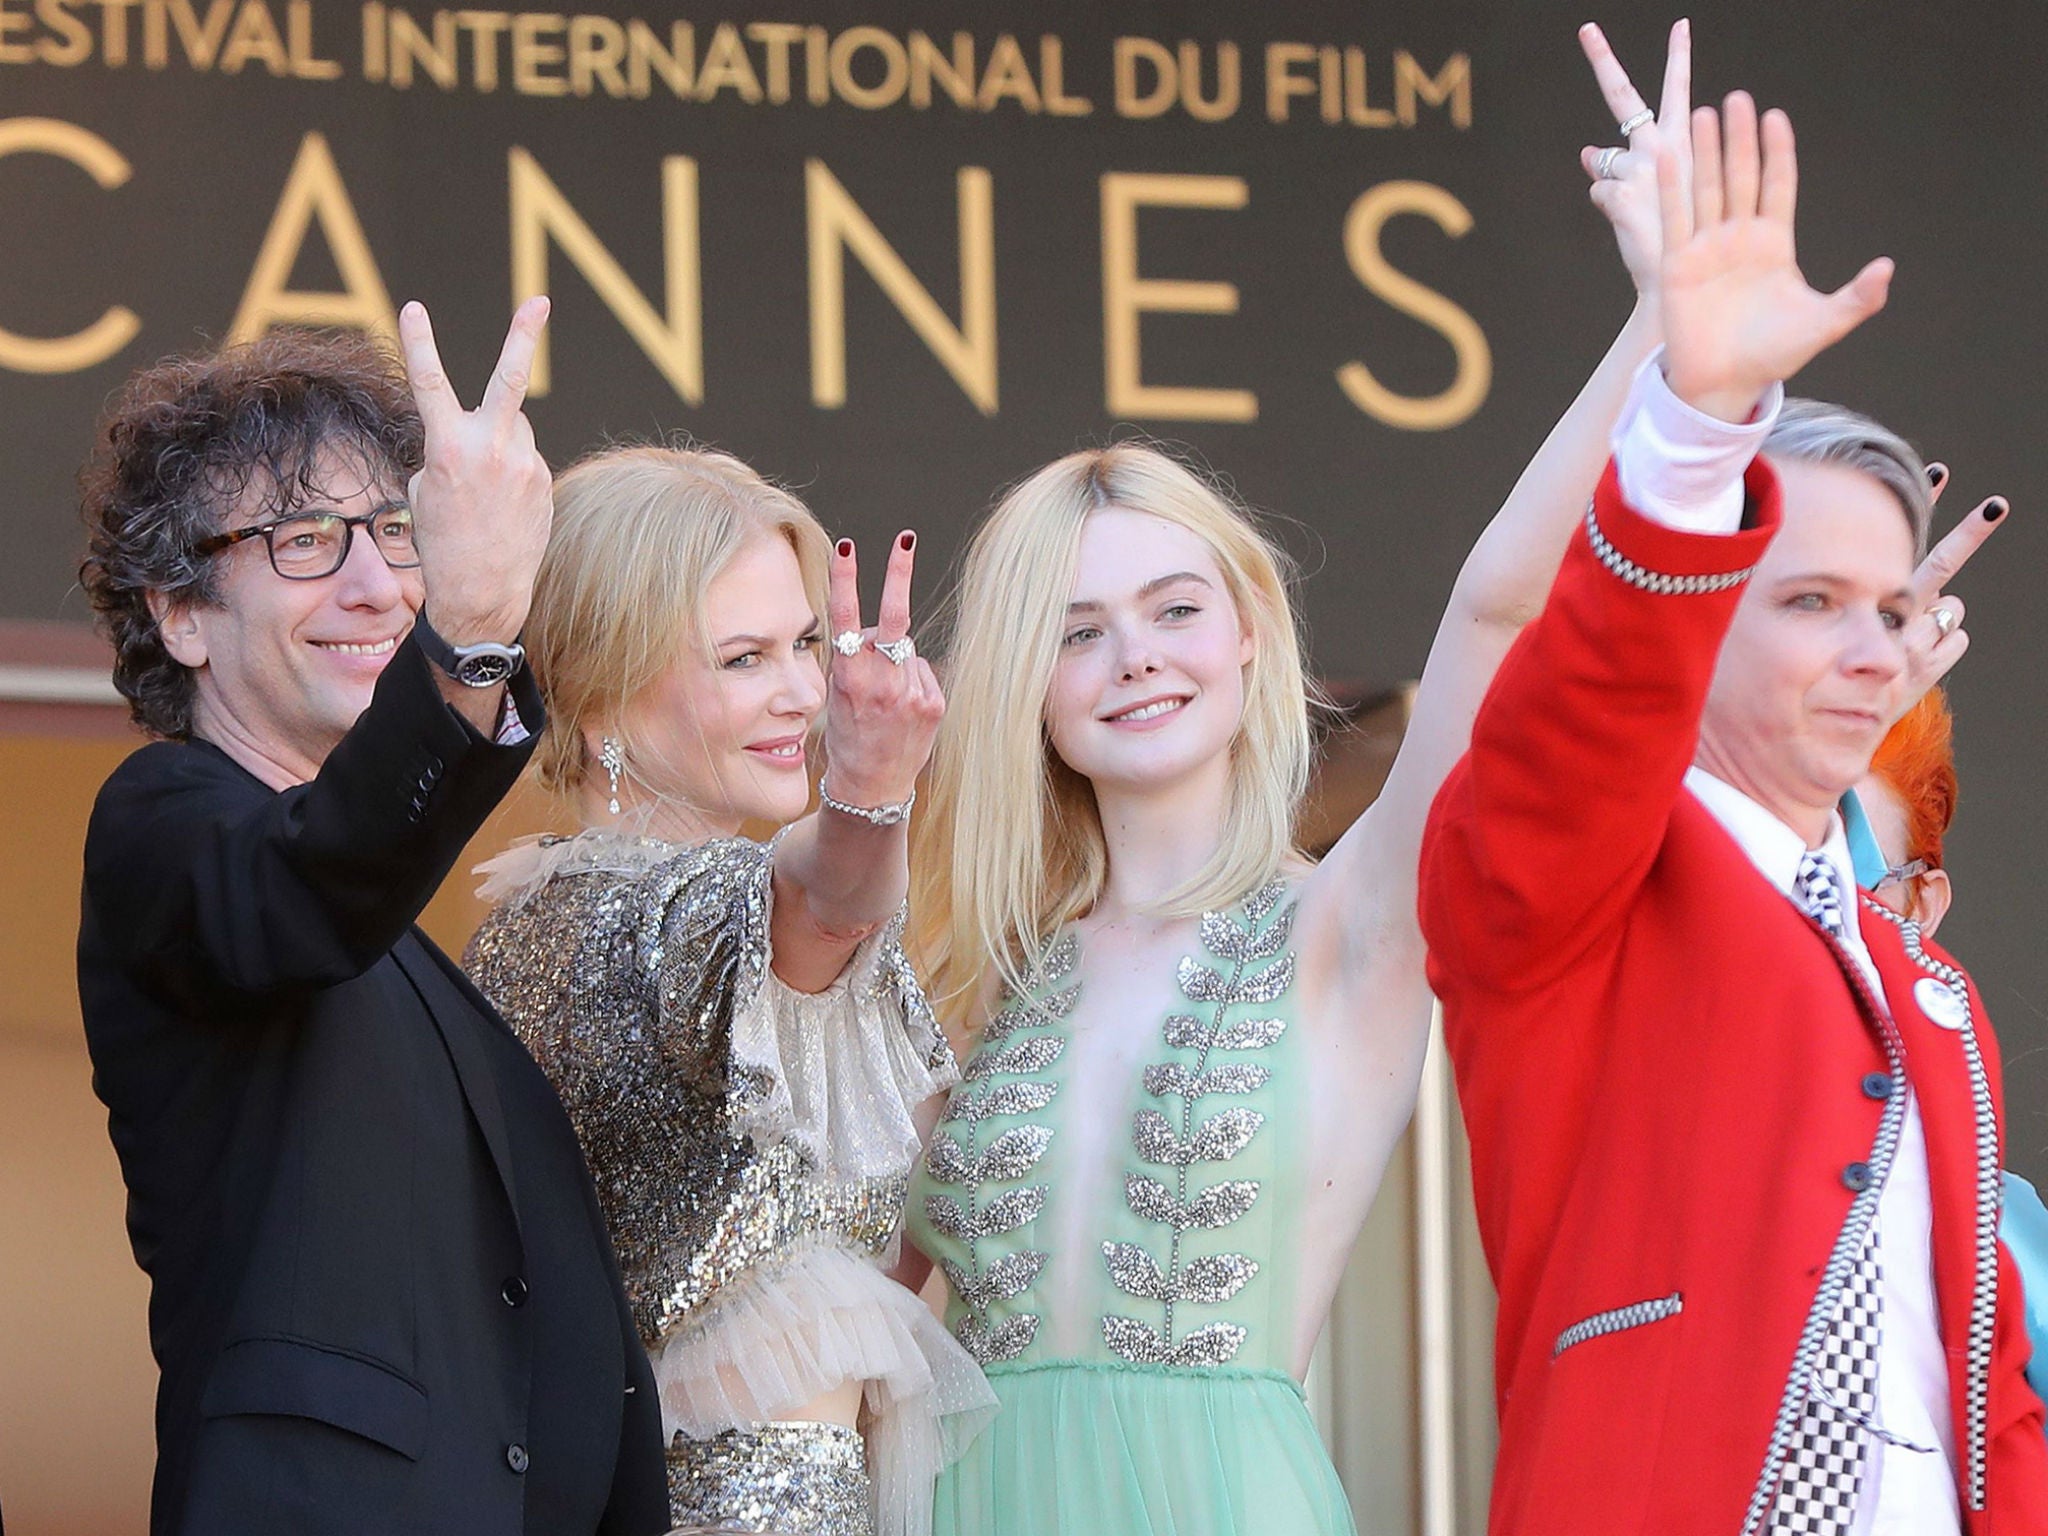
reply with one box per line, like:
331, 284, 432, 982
464, 446, 995, 1536
901, 26, 1694, 1534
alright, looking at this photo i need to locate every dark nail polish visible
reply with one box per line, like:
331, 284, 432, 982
1927, 464, 1947, 489
899, 532, 916, 552
837, 539, 853, 557
1985, 499, 2008, 522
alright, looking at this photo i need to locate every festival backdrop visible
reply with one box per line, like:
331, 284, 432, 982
4, 0, 2048, 1171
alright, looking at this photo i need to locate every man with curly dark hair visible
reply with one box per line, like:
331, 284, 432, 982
74, 302, 668, 1536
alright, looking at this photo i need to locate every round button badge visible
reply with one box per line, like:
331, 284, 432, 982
1912, 976, 1967, 1030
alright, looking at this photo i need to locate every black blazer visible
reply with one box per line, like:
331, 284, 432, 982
77, 640, 667, 1536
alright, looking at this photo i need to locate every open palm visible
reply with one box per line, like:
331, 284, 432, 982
1659, 95, 1892, 422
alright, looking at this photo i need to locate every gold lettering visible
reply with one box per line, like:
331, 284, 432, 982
386, 6, 456, 89
1113, 36, 1174, 119
0, 117, 141, 373
1264, 41, 1314, 123
567, 13, 622, 97
360, 0, 382, 80
906, 30, 972, 110
975, 34, 1038, 113
34, 0, 93, 66
1318, 45, 1341, 124
1039, 36, 1089, 116
508, 148, 702, 403
623, 18, 689, 98
284, 0, 337, 77
1344, 47, 1393, 127
227, 131, 397, 345
802, 24, 825, 104
805, 159, 996, 414
1180, 40, 1237, 121
693, 21, 758, 103
1395, 51, 1471, 128
453, 10, 507, 92
510, 11, 564, 95
1100, 172, 1255, 422
828, 25, 906, 111
163, 0, 234, 68
745, 21, 801, 104
1337, 180, 1489, 430
99, 0, 139, 67
219, 0, 288, 75
0, 0, 32, 62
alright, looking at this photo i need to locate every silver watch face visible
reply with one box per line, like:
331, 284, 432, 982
451, 646, 521, 688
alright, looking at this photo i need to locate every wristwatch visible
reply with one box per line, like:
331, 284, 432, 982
411, 609, 525, 688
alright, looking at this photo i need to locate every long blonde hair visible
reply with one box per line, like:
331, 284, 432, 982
526, 443, 832, 804
912, 443, 1313, 1034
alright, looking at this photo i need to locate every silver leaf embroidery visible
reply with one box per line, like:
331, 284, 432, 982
965, 1033, 1068, 1081
1143, 1061, 1272, 1100
958, 1312, 1039, 1365
1131, 1106, 1265, 1167
1177, 1253, 1259, 1304
1103, 1240, 1169, 1302
943, 1078, 1059, 1125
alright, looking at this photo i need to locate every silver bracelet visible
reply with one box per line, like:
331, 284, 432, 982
817, 776, 915, 827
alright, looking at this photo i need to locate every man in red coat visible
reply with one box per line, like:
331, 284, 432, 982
1421, 95, 2048, 1534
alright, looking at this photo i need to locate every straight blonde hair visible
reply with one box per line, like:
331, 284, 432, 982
527, 443, 832, 803
912, 443, 1313, 1035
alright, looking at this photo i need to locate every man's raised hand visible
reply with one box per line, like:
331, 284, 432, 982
399, 296, 553, 645
1657, 94, 1893, 422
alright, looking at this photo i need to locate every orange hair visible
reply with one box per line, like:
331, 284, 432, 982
1868, 689, 1958, 869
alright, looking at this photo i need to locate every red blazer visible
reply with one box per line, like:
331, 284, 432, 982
1420, 460, 2048, 1535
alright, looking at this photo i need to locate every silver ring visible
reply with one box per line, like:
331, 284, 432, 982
873, 636, 915, 666
1595, 146, 1625, 181
1618, 108, 1655, 137
832, 629, 866, 657
1931, 606, 1957, 639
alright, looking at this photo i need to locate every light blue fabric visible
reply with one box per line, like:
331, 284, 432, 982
1840, 788, 1889, 890
2003, 1172, 2048, 1407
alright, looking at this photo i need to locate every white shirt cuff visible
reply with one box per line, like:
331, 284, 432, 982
495, 690, 531, 747
1611, 349, 1783, 535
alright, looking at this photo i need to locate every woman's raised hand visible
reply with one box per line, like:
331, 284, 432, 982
1578, 19, 1691, 298
1657, 94, 1893, 422
820, 531, 945, 815
1896, 465, 2011, 710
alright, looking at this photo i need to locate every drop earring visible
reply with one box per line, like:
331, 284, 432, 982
600, 737, 624, 817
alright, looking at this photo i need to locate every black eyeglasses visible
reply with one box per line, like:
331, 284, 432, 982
191, 502, 420, 580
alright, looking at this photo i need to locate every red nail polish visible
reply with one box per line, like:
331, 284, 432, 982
899, 532, 915, 552
837, 539, 853, 557
1986, 499, 2009, 522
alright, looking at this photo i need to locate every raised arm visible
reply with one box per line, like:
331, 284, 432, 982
771, 531, 946, 992
86, 301, 557, 995
1305, 22, 1689, 967
1420, 92, 1893, 992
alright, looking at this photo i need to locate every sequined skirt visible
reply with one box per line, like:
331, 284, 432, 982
666, 1420, 877, 1536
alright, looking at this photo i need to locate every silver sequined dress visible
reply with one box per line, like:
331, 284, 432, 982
466, 831, 995, 1536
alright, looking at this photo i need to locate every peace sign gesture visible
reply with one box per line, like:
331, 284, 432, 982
820, 530, 945, 814
1578, 19, 1691, 299
397, 296, 553, 646
1895, 466, 2011, 711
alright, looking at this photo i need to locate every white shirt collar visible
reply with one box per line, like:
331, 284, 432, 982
1683, 765, 1858, 911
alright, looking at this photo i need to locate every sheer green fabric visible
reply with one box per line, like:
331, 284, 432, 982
908, 883, 1356, 1535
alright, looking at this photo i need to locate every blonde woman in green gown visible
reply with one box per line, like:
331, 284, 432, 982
903, 24, 1692, 1534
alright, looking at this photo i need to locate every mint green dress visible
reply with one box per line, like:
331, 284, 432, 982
905, 881, 1356, 1535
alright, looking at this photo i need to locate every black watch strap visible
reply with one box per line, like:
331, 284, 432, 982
412, 609, 525, 688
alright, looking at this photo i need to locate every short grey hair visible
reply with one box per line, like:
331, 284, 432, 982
1765, 397, 1932, 559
